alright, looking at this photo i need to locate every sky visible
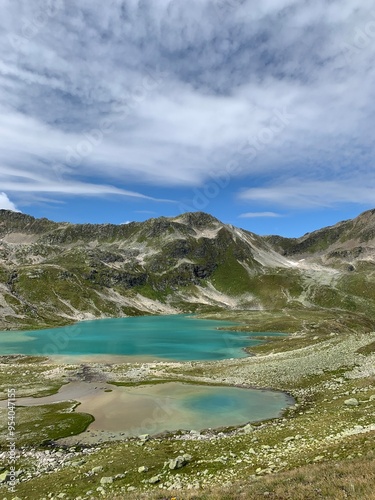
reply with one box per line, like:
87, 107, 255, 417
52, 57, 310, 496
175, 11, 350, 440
0, 0, 375, 237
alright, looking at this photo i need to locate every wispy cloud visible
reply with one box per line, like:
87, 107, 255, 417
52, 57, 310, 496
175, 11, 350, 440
134, 210, 157, 215
0, 0, 374, 212
239, 181, 375, 209
0, 178, 172, 201
239, 211, 282, 218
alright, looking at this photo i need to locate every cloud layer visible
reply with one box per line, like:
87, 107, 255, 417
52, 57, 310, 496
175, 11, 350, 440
239, 211, 281, 218
0, 0, 374, 210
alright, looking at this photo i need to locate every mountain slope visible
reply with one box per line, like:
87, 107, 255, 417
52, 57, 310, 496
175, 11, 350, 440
267, 208, 375, 267
1, 209, 375, 330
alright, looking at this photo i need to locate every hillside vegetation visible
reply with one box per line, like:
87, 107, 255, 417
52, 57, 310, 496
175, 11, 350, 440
1, 209, 375, 331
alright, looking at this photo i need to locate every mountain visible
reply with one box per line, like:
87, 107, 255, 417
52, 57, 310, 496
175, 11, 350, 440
267, 208, 375, 267
1, 209, 375, 330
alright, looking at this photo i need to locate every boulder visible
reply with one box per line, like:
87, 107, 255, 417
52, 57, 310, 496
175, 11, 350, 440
149, 475, 161, 484
91, 466, 103, 474
189, 429, 200, 436
241, 424, 254, 434
138, 434, 150, 442
344, 398, 359, 406
0, 471, 9, 483
100, 476, 113, 485
168, 454, 192, 470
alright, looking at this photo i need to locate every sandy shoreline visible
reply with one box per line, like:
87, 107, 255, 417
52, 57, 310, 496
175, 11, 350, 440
46, 353, 171, 364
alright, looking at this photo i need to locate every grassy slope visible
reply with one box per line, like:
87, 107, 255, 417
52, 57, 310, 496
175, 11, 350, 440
120, 457, 375, 499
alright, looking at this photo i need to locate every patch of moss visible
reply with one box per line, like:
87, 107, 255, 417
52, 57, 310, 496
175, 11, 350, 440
0, 402, 94, 447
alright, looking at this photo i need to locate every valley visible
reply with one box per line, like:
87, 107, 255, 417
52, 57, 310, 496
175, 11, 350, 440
0, 209, 374, 498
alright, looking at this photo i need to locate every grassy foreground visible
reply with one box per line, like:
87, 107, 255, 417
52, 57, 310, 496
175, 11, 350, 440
120, 456, 375, 499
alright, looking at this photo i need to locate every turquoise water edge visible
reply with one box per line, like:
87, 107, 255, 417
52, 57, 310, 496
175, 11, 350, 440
0, 314, 283, 361
0, 315, 291, 433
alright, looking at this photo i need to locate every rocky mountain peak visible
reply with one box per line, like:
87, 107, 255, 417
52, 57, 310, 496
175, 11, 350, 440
171, 212, 222, 229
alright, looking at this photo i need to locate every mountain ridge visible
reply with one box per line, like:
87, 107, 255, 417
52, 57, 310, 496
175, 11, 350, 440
1, 208, 375, 330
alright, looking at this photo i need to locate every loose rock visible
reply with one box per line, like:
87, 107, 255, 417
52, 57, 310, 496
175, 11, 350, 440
149, 475, 161, 484
100, 476, 113, 485
344, 398, 359, 406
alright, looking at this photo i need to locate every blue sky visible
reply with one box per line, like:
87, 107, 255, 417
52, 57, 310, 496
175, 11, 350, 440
1, 0, 375, 237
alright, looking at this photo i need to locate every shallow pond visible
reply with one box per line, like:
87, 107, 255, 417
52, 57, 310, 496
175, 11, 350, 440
0, 381, 292, 440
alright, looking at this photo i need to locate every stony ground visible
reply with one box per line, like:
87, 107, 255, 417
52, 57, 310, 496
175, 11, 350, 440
0, 320, 374, 499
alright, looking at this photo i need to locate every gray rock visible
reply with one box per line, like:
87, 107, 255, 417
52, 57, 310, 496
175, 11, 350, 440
241, 423, 254, 434
71, 459, 86, 467
149, 475, 161, 484
100, 476, 113, 485
344, 398, 359, 406
138, 466, 149, 473
169, 457, 184, 470
0, 470, 9, 483
168, 454, 192, 470
115, 473, 126, 479
91, 466, 103, 473
138, 434, 150, 441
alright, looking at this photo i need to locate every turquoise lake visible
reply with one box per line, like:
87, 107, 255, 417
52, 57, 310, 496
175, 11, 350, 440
0, 315, 283, 360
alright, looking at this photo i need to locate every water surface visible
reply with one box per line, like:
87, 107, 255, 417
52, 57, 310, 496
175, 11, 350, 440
0, 381, 291, 440
0, 315, 283, 361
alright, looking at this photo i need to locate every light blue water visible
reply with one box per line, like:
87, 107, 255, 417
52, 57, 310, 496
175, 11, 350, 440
176, 385, 292, 428
0, 315, 284, 360
0, 382, 293, 436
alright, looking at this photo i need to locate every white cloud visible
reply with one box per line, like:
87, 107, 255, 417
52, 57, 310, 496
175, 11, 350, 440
0, 178, 171, 201
0, 0, 374, 208
239, 181, 375, 209
239, 211, 282, 218
0, 192, 19, 211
